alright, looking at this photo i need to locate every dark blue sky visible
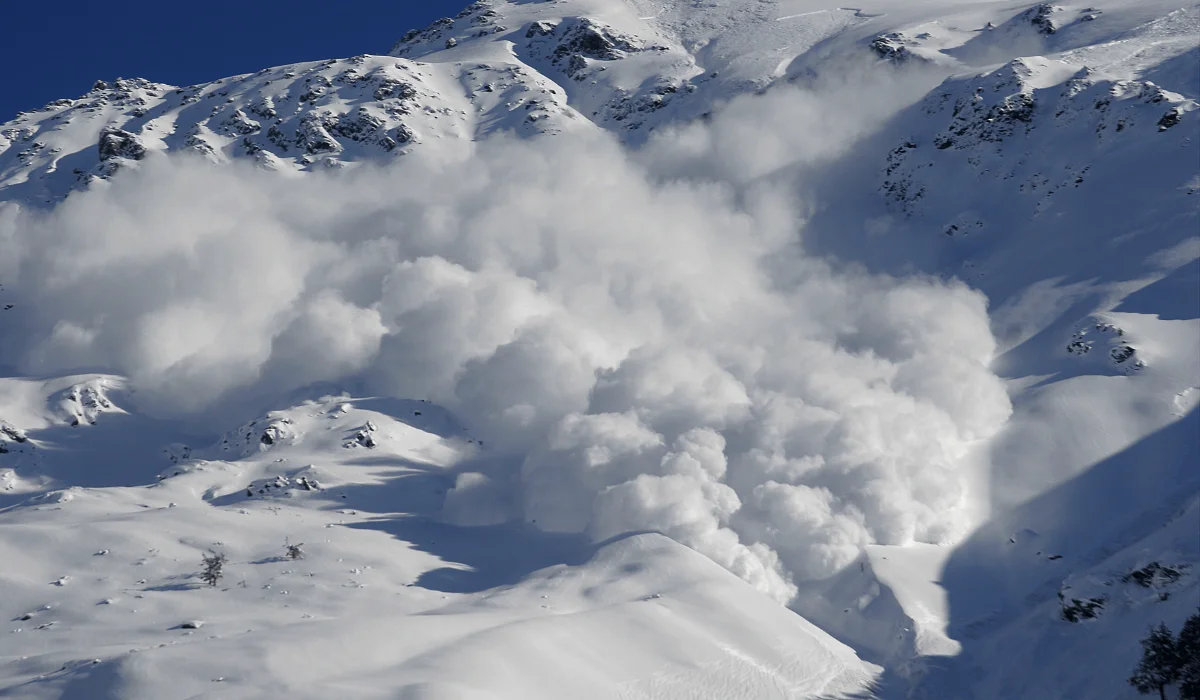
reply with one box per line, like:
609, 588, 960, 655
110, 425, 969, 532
2, 1, 469, 122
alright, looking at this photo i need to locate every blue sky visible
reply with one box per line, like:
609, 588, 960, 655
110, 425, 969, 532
2, 1, 468, 121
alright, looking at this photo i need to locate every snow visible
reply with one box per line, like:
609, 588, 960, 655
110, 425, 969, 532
1, 0, 1198, 698
0, 387, 875, 699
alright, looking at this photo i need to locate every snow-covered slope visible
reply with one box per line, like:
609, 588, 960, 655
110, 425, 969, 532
1, 1, 1198, 699
792, 4, 1200, 696
0, 54, 581, 205
0, 387, 875, 700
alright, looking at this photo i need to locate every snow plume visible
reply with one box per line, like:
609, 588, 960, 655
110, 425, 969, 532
0, 84, 1010, 601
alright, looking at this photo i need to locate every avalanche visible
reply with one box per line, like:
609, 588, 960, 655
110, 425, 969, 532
0, 1, 1196, 699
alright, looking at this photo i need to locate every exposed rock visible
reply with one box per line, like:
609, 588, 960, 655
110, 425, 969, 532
526, 20, 558, 39
56, 380, 117, 426
1023, 4, 1062, 35
220, 109, 261, 136
372, 76, 417, 102
221, 415, 297, 456
97, 126, 146, 162
1122, 562, 1187, 589
345, 421, 378, 449
249, 96, 277, 119
295, 113, 342, 155
1059, 594, 1105, 622
244, 473, 321, 498
331, 107, 387, 142
1157, 107, 1183, 131
869, 34, 927, 65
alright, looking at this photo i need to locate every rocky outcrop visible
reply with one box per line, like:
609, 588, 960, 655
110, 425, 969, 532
1059, 560, 1192, 622
221, 415, 297, 457
869, 33, 930, 66
97, 126, 147, 162
54, 379, 119, 426
523, 17, 649, 80
243, 472, 322, 498
1022, 3, 1062, 35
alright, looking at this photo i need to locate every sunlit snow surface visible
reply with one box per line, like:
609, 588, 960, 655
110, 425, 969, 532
0, 1, 1197, 698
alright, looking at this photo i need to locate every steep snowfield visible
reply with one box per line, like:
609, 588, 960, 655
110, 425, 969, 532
1, 1, 1198, 698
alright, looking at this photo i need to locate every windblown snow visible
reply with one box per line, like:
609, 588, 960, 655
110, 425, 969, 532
0, 1, 1196, 699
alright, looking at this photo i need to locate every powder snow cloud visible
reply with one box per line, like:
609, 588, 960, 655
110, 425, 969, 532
0, 77, 1011, 601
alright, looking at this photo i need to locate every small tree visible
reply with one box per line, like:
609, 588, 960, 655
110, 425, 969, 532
200, 551, 227, 587
1131, 622, 1184, 700
1179, 613, 1200, 700
284, 540, 305, 560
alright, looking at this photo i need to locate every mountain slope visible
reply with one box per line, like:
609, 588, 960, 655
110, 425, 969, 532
6, 1, 1192, 203
1, 1, 1198, 699
0, 386, 876, 700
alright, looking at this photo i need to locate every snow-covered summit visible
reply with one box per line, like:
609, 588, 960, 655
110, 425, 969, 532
0, 54, 581, 204
6, 1, 1195, 206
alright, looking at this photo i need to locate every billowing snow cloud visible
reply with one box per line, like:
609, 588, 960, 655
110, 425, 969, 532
0, 79, 1011, 600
